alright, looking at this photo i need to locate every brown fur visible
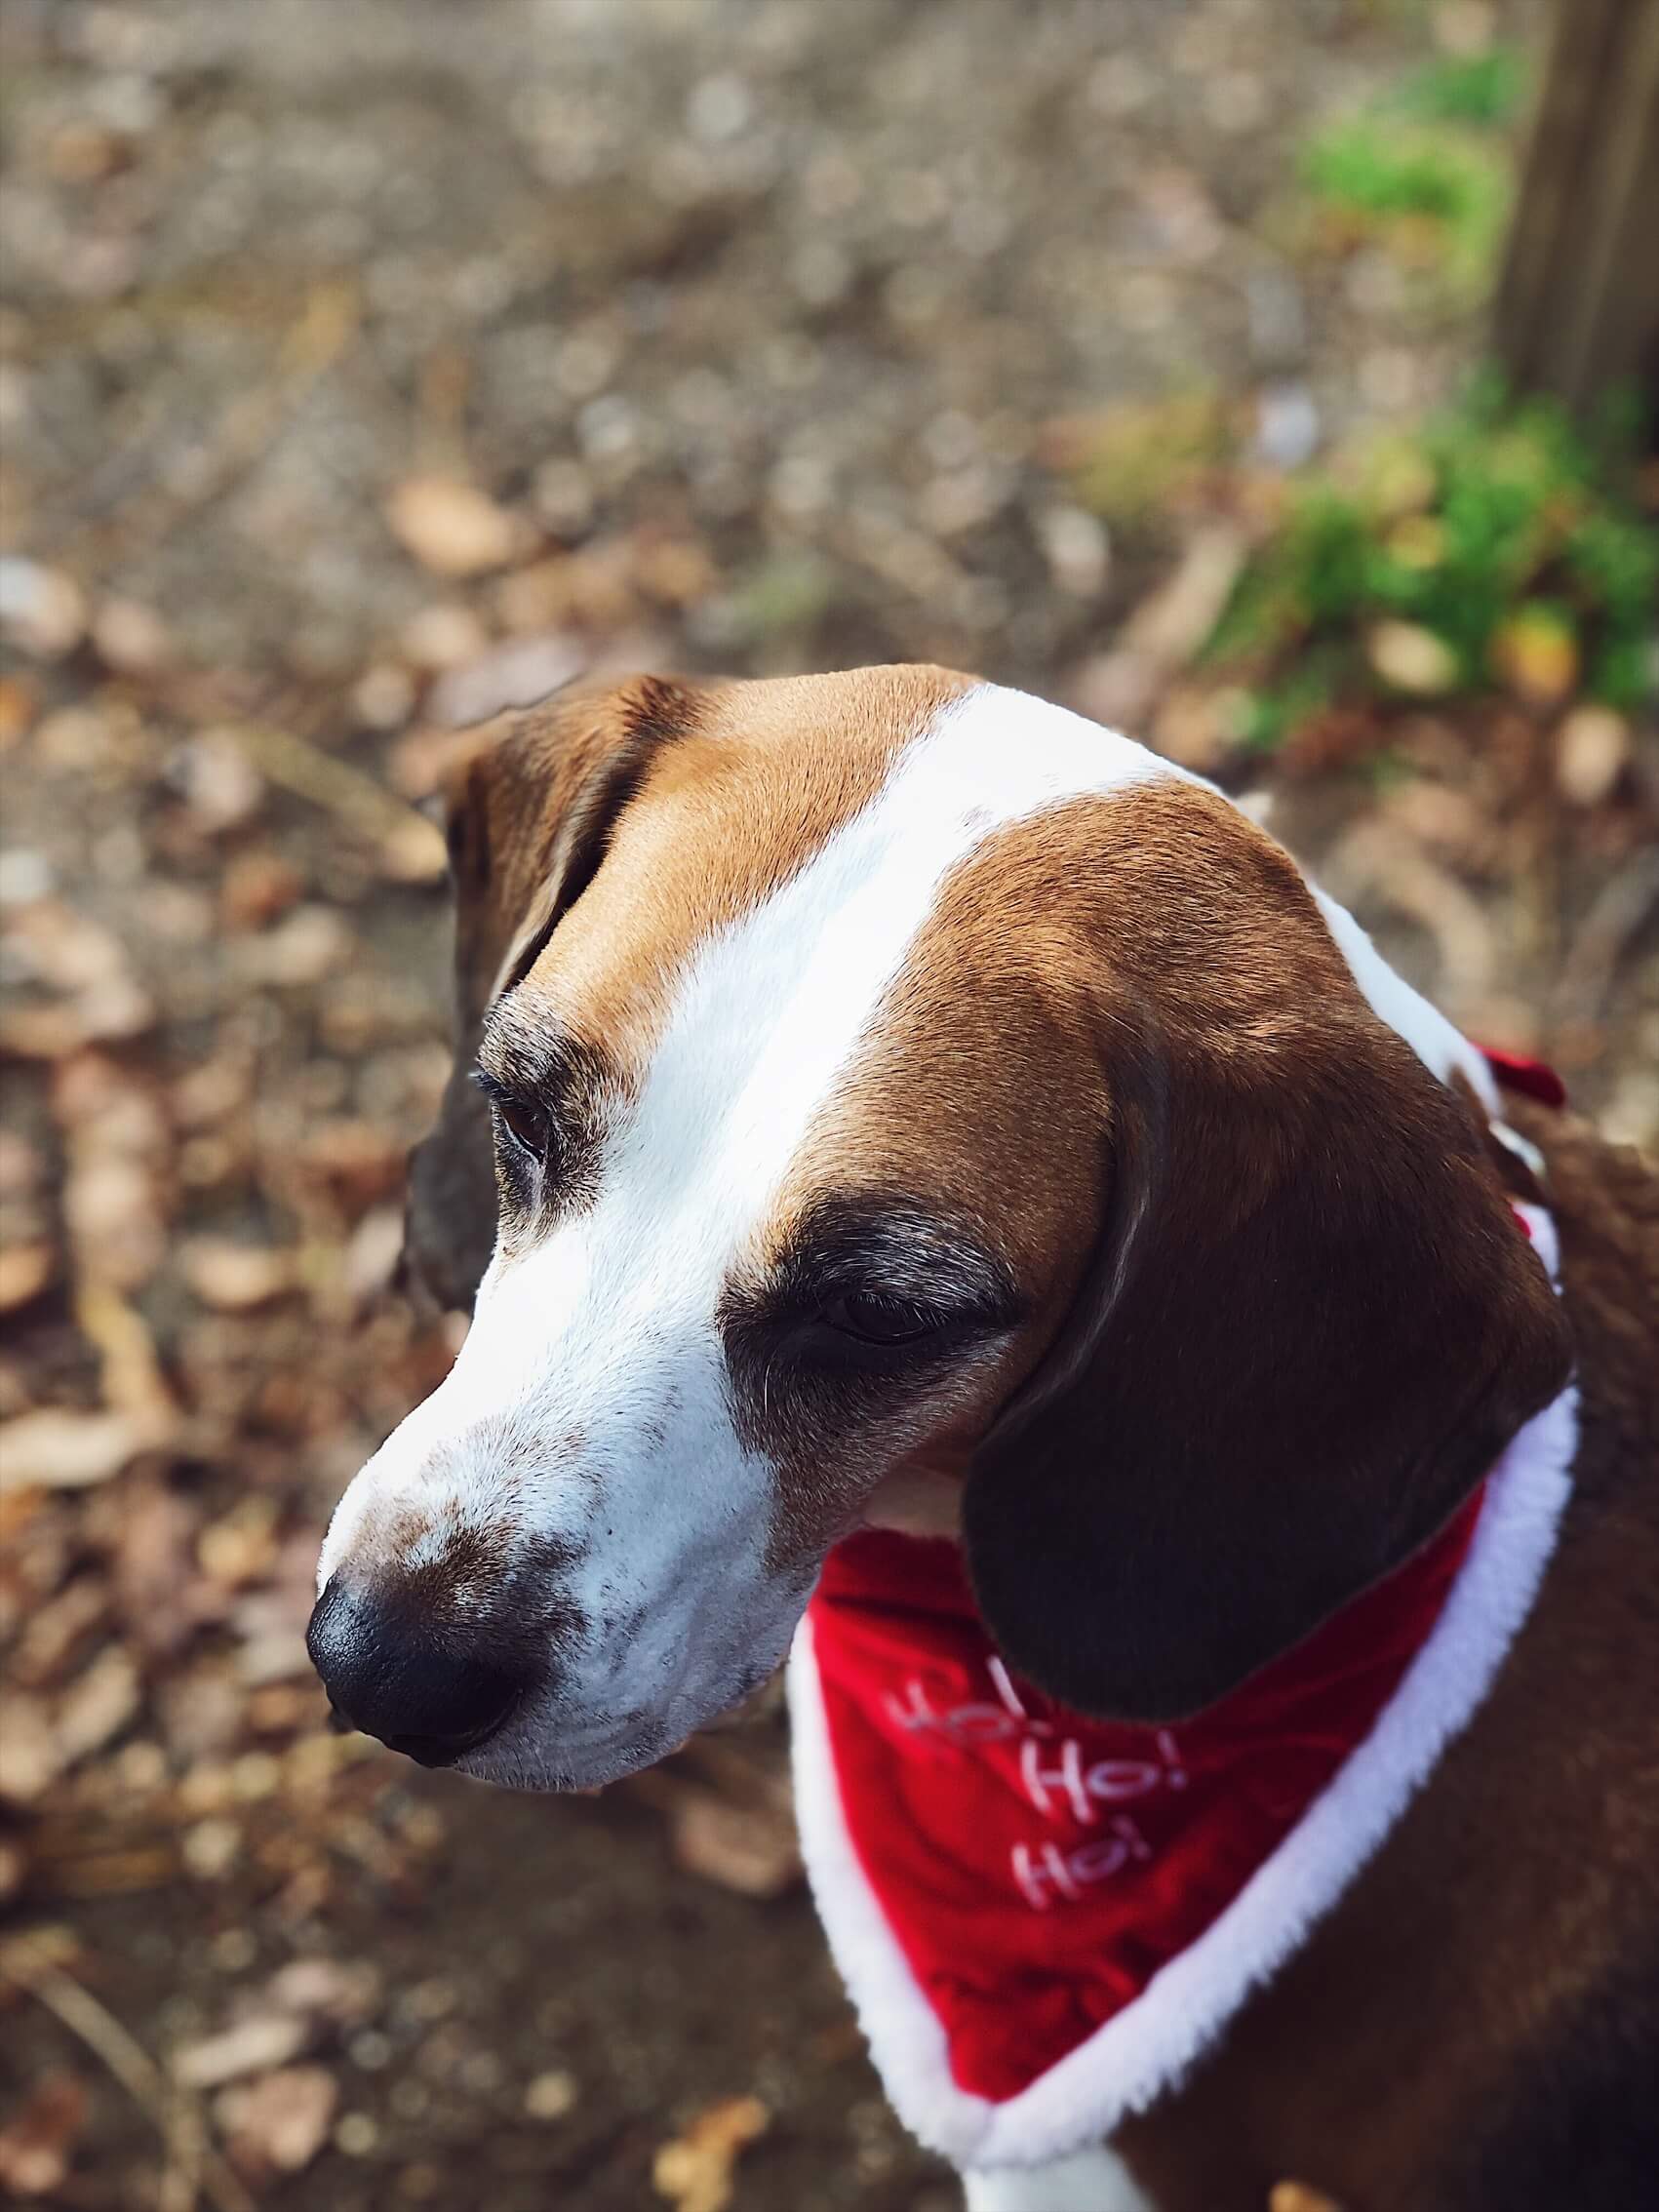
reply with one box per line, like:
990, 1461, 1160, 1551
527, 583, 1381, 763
404, 669, 1658, 2207
1116, 1100, 1659, 2212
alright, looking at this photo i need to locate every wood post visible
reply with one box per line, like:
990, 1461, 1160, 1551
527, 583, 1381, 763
1492, 0, 1659, 421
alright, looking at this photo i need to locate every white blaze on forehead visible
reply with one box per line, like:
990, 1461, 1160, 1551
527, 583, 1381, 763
631, 683, 1173, 1244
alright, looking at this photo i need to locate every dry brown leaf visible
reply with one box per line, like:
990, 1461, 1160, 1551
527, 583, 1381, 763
214, 2065, 337, 2177
0, 2072, 89, 2196
425, 630, 584, 729
75, 1281, 177, 1424
670, 1793, 803, 1900
0, 1407, 161, 1494
173, 2013, 310, 2091
0, 1241, 56, 1313
263, 1957, 380, 2028
55, 1646, 140, 1766
0, 1693, 61, 1802
400, 601, 492, 672
385, 475, 523, 577
652, 2094, 770, 2212
110, 1475, 203, 1656
180, 1240, 299, 1313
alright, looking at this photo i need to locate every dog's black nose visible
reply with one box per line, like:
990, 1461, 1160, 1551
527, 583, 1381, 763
306, 1578, 522, 1766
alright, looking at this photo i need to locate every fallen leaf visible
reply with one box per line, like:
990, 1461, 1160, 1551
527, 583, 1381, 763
0, 1407, 160, 1493
264, 1957, 380, 2028
399, 601, 492, 672
426, 630, 584, 728
55, 1646, 140, 1765
0, 1242, 56, 1312
0, 1693, 61, 1801
0, 2073, 89, 2196
386, 476, 523, 578
670, 1793, 802, 1900
215, 2065, 337, 2176
652, 2094, 770, 2212
174, 2012, 310, 2090
230, 906, 353, 988
219, 851, 304, 931
180, 1240, 299, 1313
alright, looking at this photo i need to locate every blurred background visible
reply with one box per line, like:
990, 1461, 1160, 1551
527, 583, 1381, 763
1, 1, 1654, 2206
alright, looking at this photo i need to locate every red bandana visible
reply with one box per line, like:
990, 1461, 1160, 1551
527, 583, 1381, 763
807, 1499, 1481, 2104
789, 1057, 1574, 2171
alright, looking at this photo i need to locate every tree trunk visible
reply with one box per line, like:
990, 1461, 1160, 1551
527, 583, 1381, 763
1492, 0, 1659, 422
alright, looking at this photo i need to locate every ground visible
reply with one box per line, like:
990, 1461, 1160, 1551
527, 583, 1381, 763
1, 2, 1654, 2208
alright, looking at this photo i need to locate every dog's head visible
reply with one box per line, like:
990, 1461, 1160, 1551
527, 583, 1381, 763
310, 668, 1570, 1786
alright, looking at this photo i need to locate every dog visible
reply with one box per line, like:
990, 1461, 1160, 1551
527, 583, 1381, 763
310, 668, 1658, 2211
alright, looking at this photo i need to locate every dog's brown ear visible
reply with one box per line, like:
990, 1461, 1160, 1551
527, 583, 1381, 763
961, 785, 1573, 1723
404, 675, 703, 1311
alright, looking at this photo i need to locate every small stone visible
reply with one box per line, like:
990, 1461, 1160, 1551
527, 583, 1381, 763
172, 732, 266, 833
334, 2111, 379, 2157
91, 597, 173, 675
180, 1817, 242, 1880
1365, 620, 1459, 696
524, 2070, 578, 2121
0, 559, 87, 658
1035, 505, 1111, 601
350, 664, 416, 731
1555, 706, 1630, 808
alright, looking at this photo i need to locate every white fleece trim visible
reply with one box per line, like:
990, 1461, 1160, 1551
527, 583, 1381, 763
789, 1293, 1575, 2169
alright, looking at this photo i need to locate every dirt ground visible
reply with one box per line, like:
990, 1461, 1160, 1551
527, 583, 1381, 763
2, 2, 1654, 2208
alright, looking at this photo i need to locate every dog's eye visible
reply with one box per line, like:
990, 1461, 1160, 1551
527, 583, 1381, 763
819, 1292, 946, 1346
494, 1093, 550, 1162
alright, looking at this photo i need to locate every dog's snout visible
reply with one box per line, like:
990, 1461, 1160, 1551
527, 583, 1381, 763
306, 1577, 524, 1767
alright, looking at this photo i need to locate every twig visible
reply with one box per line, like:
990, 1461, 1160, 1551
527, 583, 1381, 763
217, 719, 446, 878
0, 1934, 257, 2212
1554, 849, 1659, 1025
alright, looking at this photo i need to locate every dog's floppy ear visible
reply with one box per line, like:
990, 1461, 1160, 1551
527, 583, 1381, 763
403, 675, 703, 1311
962, 784, 1573, 1723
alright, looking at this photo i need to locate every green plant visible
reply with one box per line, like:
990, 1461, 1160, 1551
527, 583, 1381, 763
1389, 48, 1528, 129
1298, 114, 1512, 283
1204, 382, 1658, 744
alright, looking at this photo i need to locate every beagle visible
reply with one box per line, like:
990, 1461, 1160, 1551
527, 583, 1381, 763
310, 668, 1659, 2212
